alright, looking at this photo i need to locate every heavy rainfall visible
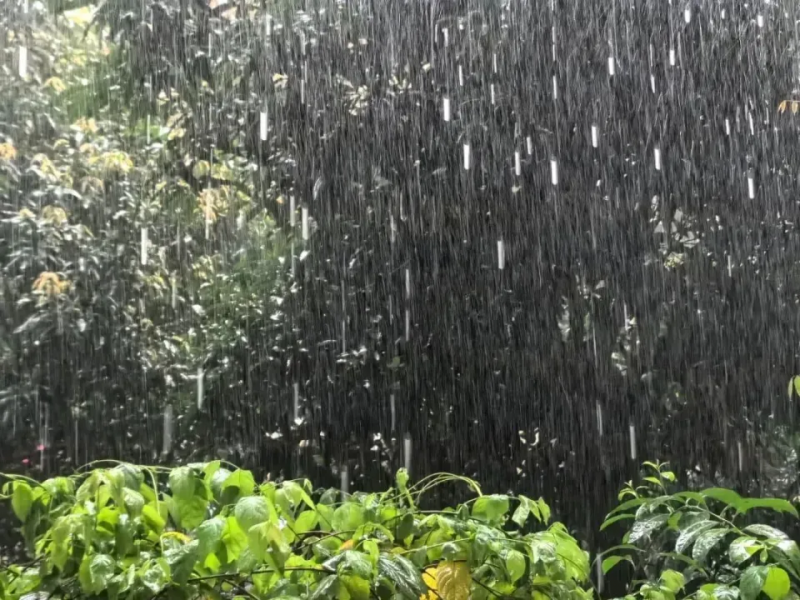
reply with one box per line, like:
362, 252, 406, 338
1, 0, 800, 598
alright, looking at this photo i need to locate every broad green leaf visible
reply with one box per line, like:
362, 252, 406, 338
692, 528, 730, 563
511, 499, 530, 528
142, 503, 166, 534
699, 584, 740, 600
378, 554, 425, 598
628, 513, 669, 544
196, 516, 225, 560
600, 513, 635, 531
164, 541, 199, 584
209, 468, 231, 501
606, 497, 649, 517
173, 494, 208, 530
295, 510, 319, 535
78, 553, 115, 594
675, 520, 716, 554
310, 575, 338, 600
740, 565, 769, 600
729, 537, 762, 565
235, 496, 270, 531
739, 498, 798, 518
762, 567, 790, 600
220, 469, 256, 502
743, 524, 790, 541
601, 555, 630, 574
122, 488, 144, 516
139, 558, 170, 594
168, 467, 195, 499
702, 488, 743, 511
248, 521, 289, 563
537, 498, 551, 524
505, 549, 526, 583
221, 517, 248, 563
42, 477, 74, 498
660, 570, 685, 594
340, 551, 374, 579
332, 503, 366, 532
471, 495, 509, 523
341, 574, 371, 600
11, 483, 33, 522
775, 540, 800, 575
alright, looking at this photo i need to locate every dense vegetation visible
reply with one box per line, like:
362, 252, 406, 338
1, 461, 799, 599
4, 0, 800, 575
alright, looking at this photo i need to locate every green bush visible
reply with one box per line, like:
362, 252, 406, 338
600, 461, 800, 600
0, 463, 592, 599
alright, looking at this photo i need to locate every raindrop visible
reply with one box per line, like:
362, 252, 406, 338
404, 433, 412, 474
463, 143, 471, 170
748, 112, 755, 136
757, 14, 764, 28
684, 7, 691, 23
301, 207, 309, 240
236, 210, 246, 231
493, 53, 498, 74
146, 115, 150, 145
629, 423, 637, 459
259, 110, 268, 141
721, 8, 726, 19
265, 14, 273, 37
405, 309, 411, 341
390, 214, 396, 245
442, 27, 449, 46
526, 136, 533, 156
737, 441, 744, 471
552, 75, 558, 100
19, 46, 27, 79
727, 254, 733, 277
290, 196, 296, 227
596, 402, 604, 437
748, 176, 755, 199
390, 394, 396, 432
405, 269, 411, 299
591, 125, 599, 148
497, 240, 505, 270
551, 26, 557, 62
458, 64, 464, 86
650, 74, 656, 93
550, 159, 559, 186
162, 404, 174, 457
140, 227, 148, 266
514, 151, 522, 176
596, 551, 605, 593
607, 55, 615, 77
300, 79, 305, 105
490, 83, 496, 105
196, 367, 205, 410
654, 147, 662, 171
443, 97, 451, 122
171, 276, 177, 310
340, 465, 349, 494
725, 119, 731, 136
293, 382, 301, 424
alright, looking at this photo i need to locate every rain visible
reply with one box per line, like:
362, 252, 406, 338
2, 0, 800, 592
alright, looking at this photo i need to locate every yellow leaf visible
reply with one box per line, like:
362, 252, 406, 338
340, 539, 355, 551
420, 567, 438, 600
436, 562, 470, 600
793, 102, 799, 115
0, 142, 17, 160
43, 77, 67, 93
779, 100, 788, 114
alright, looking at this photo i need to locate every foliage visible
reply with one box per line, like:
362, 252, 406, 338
0, 464, 591, 599
600, 462, 800, 600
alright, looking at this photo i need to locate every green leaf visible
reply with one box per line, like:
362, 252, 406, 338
164, 541, 199, 584
341, 551, 374, 579
739, 498, 798, 518
511, 499, 530, 528
122, 488, 144, 516
295, 510, 319, 535
169, 467, 195, 500
173, 493, 208, 531
11, 483, 34, 522
196, 516, 225, 561
740, 565, 769, 600
221, 517, 248, 563
744, 524, 790, 541
675, 520, 716, 554
341, 575, 371, 600
693, 528, 731, 563
234, 496, 271, 531
78, 553, 115, 594
506, 549, 526, 583
142, 503, 166, 534
660, 570, 685, 594
221, 469, 256, 501
209, 467, 231, 501
702, 488, 744, 511
762, 567, 790, 600
602, 555, 631, 574
629, 513, 670, 544
472, 494, 510, 523
600, 513, 635, 531
310, 575, 339, 600
606, 497, 649, 517
537, 498, 551, 524
377, 554, 425, 599
729, 537, 762, 565
140, 558, 171, 594
332, 503, 366, 532
248, 521, 289, 564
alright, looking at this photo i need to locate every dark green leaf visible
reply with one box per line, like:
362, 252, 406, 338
602, 555, 631, 574
692, 528, 731, 563
740, 565, 769, 600
743, 524, 790, 541
378, 555, 425, 599
600, 513, 635, 531
629, 513, 670, 544
675, 520, 716, 554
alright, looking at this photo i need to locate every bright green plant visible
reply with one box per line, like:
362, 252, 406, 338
600, 461, 800, 600
0, 463, 592, 599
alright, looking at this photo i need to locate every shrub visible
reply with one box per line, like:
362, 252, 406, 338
600, 461, 800, 600
0, 463, 592, 599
